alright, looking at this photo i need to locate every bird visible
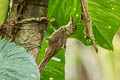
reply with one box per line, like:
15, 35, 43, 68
39, 14, 76, 72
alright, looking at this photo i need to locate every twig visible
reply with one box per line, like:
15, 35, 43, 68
80, 0, 98, 52
17, 17, 55, 24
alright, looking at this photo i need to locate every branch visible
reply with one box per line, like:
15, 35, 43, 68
80, 0, 98, 52
17, 17, 55, 24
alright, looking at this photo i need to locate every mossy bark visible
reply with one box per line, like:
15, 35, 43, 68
13, 0, 49, 62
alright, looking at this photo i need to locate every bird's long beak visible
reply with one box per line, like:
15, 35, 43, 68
70, 13, 73, 22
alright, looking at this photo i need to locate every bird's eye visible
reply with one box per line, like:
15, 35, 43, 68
71, 24, 75, 29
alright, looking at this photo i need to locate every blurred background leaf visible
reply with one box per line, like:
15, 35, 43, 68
0, 0, 9, 25
0, 39, 40, 80
65, 31, 120, 80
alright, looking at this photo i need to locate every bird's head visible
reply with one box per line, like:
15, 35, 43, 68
66, 14, 76, 35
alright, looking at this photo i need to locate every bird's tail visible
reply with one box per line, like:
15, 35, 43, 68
38, 53, 52, 72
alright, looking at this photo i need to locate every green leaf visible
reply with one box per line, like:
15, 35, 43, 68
40, 0, 120, 79
0, 39, 40, 80
0, 0, 9, 25
47, 0, 120, 50
88, 0, 120, 50
38, 38, 65, 80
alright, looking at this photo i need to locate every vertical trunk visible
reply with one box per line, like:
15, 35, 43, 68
13, 0, 49, 62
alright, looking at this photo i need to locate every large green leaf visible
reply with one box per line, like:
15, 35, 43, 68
0, 0, 9, 25
47, 0, 120, 50
0, 39, 40, 80
39, 0, 120, 79
88, 0, 120, 50
38, 38, 65, 80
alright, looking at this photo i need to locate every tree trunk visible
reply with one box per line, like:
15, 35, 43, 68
12, 0, 49, 62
